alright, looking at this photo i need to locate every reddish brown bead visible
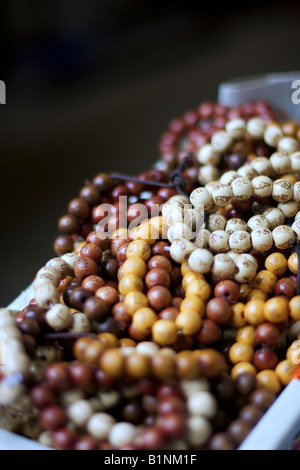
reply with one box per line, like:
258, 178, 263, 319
22, 334, 37, 358
54, 235, 74, 255
73, 436, 99, 451
238, 404, 264, 425
40, 405, 67, 431
151, 241, 171, 258
236, 373, 256, 396
214, 280, 240, 305
157, 383, 181, 399
147, 286, 172, 311
95, 286, 119, 307
80, 243, 103, 264
253, 348, 278, 371
93, 173, 114, 193
68, 362, 94, 389
112, 302, 131, 324
250, 388, 276, 410
80, 185, 101, 205
58, 214, 80, 235
74, 257, 99, 280
128, 322, 149, 341
145, 268, 170, 289
68, 198, 90, 220
209, 433, 235, 450
18, 319, 40, 339
275, 277, 297, 299
112, 185, 130, 201
158, 412, 186, 439
45, 363, 70, 391
116, 243, 130, 263
30, 384, 54, 409
82, 275, 105, 294
83, 296, 109, 321
158, 396, 185, 415
148, 255, 172, 272
52, 427, 77, 450
206, 298, 232, 325
227, 419, 252, 445
169, 266, 182, 287
158, 307, 179, 321
140, 427, 165, 450
255, 322, 280, 347
126, 180, 145, 196
197, 319, 221, 345
172, 297, 183, 309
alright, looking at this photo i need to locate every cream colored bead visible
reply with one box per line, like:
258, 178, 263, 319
198, 165, 219, 185
234, 254, 258, 283
225, 218, 247, 234
188, 249, 214, 274
46, 304, 73, 331
237, 164, 258, 181
290, 151, 300, 172
171, 195, 190, 204
228, 231, 251, 253
0, 315, 16, 328
181, 378, 210, 396
272, 179, 293, 202
166, 205, 191, 226
292, 219, 300, 240
209, 230, 230, 253
247, 214, 270, 231
197, 144, 221, 165
109, 422, 138, 448
252, 175, 273, 198
36, 266, 61, 286
0, 381, 25, 406
225, 118, 246, 139
167, 223, 193, 243
251, 228, 273, 252
277, 200, 300, 218
162, 199, 183, 218
227, 250, 240, 264
46, 257, 71, 278
247, 117, 267, 139
219, 170, 239, 185
231, 177, 253, 201
251, 157, 273, 176
195, 228, 210, 248
211, 130, 232, 152
190, 187, 213, 210
293, 182, 300, 203
135, 342, 159, 357
191, 205, 204, 230
0, 308, 12, 319
295, 210, 300, 221
263, 207, 285, 229
211, 184, 233, 207
277, 136, 299, 154
270, 152, 291, 174
187, 391, 217, 418
170, 238, 196, 263
87, 412, 116, 439
69, 313, 90, 333
187, 416, 212, 447
205, 181, 221, 194
212, 253, 235, 279
272, 225, 295, 249
0, 325, 22, 342
4, 353, 30, 377
35, 282, 59, 309
67, 399, 94, 427
61, 253, 80, 272
207, 214, 227, 232
264, 123, 283, 147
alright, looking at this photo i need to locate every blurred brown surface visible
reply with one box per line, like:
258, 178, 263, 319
1, 1, 300, 306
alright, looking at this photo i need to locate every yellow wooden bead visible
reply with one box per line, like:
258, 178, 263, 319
275, 359, 298, 386
119, 338, 136, 348
281, 173, 298, 185
119, 274, 144, 296
126, 240, 151, 261
122, 257, 147, 278
180, 296, 205, 317
229, 342, 254, 364
244, 299, 265, 326
239, 284, 252, 302
236, 325, 256, 346
230, 303, 247, 328
74, 241, 86, 254
247, 289, 268, 302
112, 228, 129, 239
265, 252, 288, 276
133, 308, 157, 334
133, 222, 159, 245
289, 296, 300, 321
264, 297, 289, 323
256, 370, 281, 394
182, 272, 204, 290
175, 310, 202, 335
124, 292, 148, 315
98, 333, 119, 348
231, 362, 257, 379
288, 253, 298, 274
286, 341, 300, 364
253, 270, 277, 294
152, 320, 177, 345
185, 279, 211, 302
181, 262, 191, 276
149, 216, 168, 239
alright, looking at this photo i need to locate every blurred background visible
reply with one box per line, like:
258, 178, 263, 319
1, 0, 300, 306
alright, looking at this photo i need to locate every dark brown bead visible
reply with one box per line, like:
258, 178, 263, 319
151, 241, 171, 258
158, 396, 185, 415
171, 297, 183, 309
227, 153, 246, 170
255, 322, 280, 347
112, 185, 130, 201
209, 432, 235, 450
206, 298, 232, 325
158, 413, 186, 439
69, 277, 82, 287
22, 334, 37, 358
116, 243, 130, 263
102, 258, 119, 281
45, 363, 70, 391
214, 280, 240, 305
157, 383, 181, 399
129, 322, 149, 341
112, 302, 131, 324
253, 348, 278, 371
214, 374, 236, 402
127, 203, 145, 223
126, 180, 145, 196
197, 319, 221, 345
236, 373, 256, 396
145, 268, 170, 289
232, 197, 253, 211
62, 285, 77, 308
145, 196, 164, 215
147, 286, 172, 311
227, 419, 252, 445
122, 401, 144, 423
82, 275, 105, 294
18, 319, 40, 339
169, 266, 182, 287
68, 362, 94, 389
111, 238, 128, 256
93, 173, 114, 193
96, 317, 120, 336
54, 235, 74, 255
81, 222, 93, 239
238, 404, 264, 425
142, 395, 158, 414
80, 243, 103, 264
275, 277, 297, 299
68, 198, 90, 220
173, 285, 185, 298
83, 296, 109, 321
157, 188, 177, 201
158, 307, 179, 321
211, 409, 232, 432
23, 306, 46, 325
30, 384, 54, 409
52, 427, 77, 450
140, 427, 165, 450
86, 231, 110, 251
80, 185, 101, 205
250, 389, 276, 410
147, 255, 172, 272
40, 405, 66, 431
69, 287, 93, 311
94, 369, 115, 388
58, 214, 80, 235
73, 436, 99, 451
74, 257, 99, 280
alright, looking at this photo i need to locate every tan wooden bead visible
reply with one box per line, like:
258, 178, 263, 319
225, 218, 247, 234
167, 223, 193, 243
166, 206, 192, 227
170, 238, 196, 264
46, 257, 71, 278
195, 228, 210, 248
225, 118, 246, 139
247, 117, 267, 139
35, 282, 60, 309
0, 325, 22, 341
36, 266, 61, 287
208, 230, 230, 253
277, 136, 299, 154
46, 304, 73, 331
277, 200, 300, 218
211, 184, 233, 207
290, 151, 300, 172
197, 144, 221, 166
251, 157, 273, 176
252, 175, 273, 198
69, 313, 90, 333
198, 165, 219, 185
237, 164, 258, 181
231, 177, 253, 201
272, 179, 293, 203
292, 219, 300, 240
270, 152, 291, 174
272, 225, 296, 250
188, 249, 214, 274
219, 170, 239, 185
207, 214, 227, 232
4, 353, 30, 377
251, 228, 273, 252
211, 130, 232, 152
263, 207, 285, 229
162, 198, 185, 218
190, 187, 213, 210
171, 195, 190, 204
293, 182, 300, 203
61, 253, 80, 272
212, 253, 235, 279
264, 123, 283, 147
227, 250, 240, 264
234, 254, 258, 283
228, 231, 251, 254
247, 214, 270, 232
191, 205, 204, 230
